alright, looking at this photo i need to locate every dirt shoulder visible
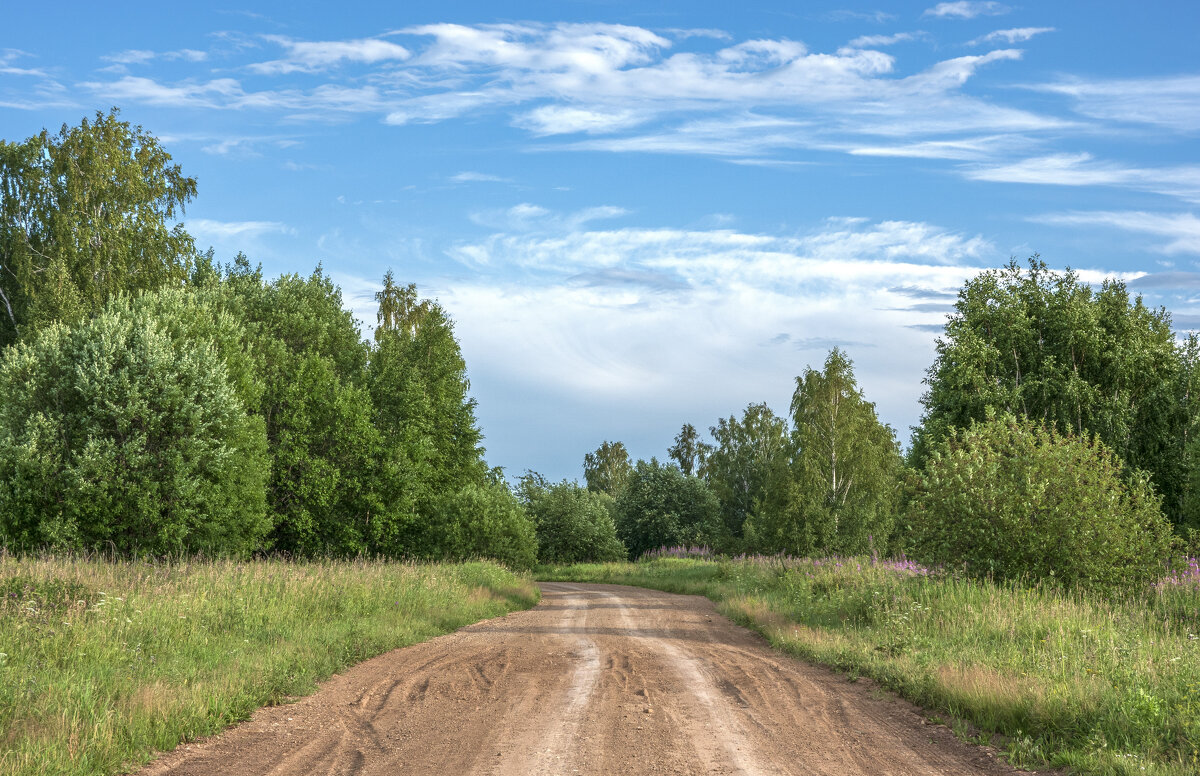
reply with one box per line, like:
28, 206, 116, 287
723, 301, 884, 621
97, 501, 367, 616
139, 582, 1020, 775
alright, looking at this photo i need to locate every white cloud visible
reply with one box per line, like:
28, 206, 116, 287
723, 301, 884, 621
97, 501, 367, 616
72, 22, 1060, 168
0, 48, 48, 77
249, 36, 410, 74
845, 32, 918, 49
466, 203, 628, 235
514, 105, 647, 135
965, 153, 1200, 202
969, 27, 1054, 45
78, 75, 243, 108
1030, 75, 1200, 132
449, 171, 511, 183
1032, 211, 1200, 255
187, 219, 295, 239
923, 2, 1010, 19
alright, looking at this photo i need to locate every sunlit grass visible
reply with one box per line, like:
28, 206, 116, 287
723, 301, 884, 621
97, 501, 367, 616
0, 554, 538, 776
539, 556, 1200, 776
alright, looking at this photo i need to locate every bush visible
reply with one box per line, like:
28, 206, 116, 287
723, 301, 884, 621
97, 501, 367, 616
0, 306, 270, 556
430, 482, 539, 570
906, 414, 1174, 591
527, 481, 627, 564
614, 459, 724, 560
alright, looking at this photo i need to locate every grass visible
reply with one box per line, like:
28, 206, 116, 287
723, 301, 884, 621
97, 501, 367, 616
0, 554, 538, 776
538, 555, 1200, 776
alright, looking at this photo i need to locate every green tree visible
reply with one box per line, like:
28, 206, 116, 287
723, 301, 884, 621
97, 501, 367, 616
747, 349, 902, 556
668, 422, 704, 476
525, 480, 626, 564
0, 110, 196, 347
700, 403, 790, 546
368, 276, 487, 553
583, 440, 633, 498
427, 481, 538, 570
614, 459, 723, 559
190, 259, 389, 557
913, 257, 1183, 525
0, 305, 270, 556
906, 413, 1174, 591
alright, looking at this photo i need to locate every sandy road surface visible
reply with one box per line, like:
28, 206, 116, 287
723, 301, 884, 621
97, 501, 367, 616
140, 583, 1018, 775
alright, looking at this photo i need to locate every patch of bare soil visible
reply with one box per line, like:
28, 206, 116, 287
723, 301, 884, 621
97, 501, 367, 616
139, 583, 1021, 775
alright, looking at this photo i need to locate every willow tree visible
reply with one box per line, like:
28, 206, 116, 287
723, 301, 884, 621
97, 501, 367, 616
746, 349, 901, 556
0, 110, 196, 347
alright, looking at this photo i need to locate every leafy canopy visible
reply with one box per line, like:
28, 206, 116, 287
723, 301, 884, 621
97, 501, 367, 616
0, 110, 196, 347
614, 459, 723, 559
746, 349, 901, 556
907, 413, 1174, 592
0, 303, 270, 556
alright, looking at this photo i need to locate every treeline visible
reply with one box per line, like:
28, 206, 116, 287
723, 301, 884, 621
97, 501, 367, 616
560, 261, 1200, 592
0, 111, 536, 567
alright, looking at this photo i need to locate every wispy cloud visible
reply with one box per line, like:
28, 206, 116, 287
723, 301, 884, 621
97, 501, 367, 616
449, 171, 511, 183
923, 2, 1010, 19
966, 153, 1200, 202
1032, 211, 1200, 255
969, 27, 1054, 46
248, 35, 411, 74
102, 48, 208, 65
187, 218, 295, 239
845, 32, 920, 49
1029, 75, 1200, 132
825, 10, 898, 23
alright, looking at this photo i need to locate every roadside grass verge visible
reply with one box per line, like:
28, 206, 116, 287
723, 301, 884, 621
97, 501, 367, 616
0, 555, 538, 776
538, 557, 1200, 776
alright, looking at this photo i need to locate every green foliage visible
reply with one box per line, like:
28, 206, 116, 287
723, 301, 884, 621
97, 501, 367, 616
426, 481, 539, 570
914, 257, 1187, 528
524, 479, 627, 563
614, 459, 723, 559
369, 276, 486, 518
701, 402, 790, 545
667, 422, 703, 476
187, 260, 391, 557
906, 413, 1174, 591
0, 305, 270, 556
583, 440, 633, 498
0, 110, 196, 347
747, 349, 902, 556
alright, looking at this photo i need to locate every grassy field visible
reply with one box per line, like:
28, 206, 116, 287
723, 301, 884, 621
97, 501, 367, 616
539, 554, 1200, 776
0, 555, 538, 776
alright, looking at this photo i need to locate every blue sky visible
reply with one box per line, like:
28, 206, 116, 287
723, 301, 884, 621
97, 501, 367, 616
3, 1, 1199, 482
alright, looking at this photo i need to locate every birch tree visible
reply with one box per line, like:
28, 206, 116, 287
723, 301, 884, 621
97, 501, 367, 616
0, 110, 196, 348
746, 349, 901, 556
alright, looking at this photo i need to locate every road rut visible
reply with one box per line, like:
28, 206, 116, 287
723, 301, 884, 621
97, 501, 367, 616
140, 582, 1019, 775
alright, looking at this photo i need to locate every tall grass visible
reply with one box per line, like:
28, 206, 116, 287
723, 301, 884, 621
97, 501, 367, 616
539, 556, 1200, 776
0, 554, 538, 776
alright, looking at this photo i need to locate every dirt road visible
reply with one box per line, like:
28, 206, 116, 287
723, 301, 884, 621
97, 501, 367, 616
141, 583, 1017, 775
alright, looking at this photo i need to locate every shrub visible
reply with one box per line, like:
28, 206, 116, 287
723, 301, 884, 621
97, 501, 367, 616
430, 482, 539, 570
906, 414, 1174, 591
527, 481, 626, 564
0, 306, 270, 556
614, 459, 724, 560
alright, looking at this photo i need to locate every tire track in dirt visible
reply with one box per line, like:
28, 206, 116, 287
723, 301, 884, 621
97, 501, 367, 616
139, 583, 1024, 776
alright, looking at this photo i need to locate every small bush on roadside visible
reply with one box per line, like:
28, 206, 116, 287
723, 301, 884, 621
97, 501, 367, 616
614, 459, 724, 560
905, 413, 1174, 591
525, 481, 626, 564
429, 481, 539, 570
